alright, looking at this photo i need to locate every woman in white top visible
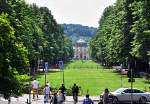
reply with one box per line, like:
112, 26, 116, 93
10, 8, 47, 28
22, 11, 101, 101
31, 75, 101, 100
32, 79, 39, 99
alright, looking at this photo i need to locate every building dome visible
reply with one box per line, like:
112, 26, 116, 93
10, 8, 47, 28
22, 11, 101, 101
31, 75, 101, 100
76, 39, 86, 43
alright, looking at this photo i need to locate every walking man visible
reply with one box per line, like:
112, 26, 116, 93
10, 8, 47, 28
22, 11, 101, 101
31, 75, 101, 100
59, 84, 66, 101
72, 83, 79, 104
43, 84, 50, 104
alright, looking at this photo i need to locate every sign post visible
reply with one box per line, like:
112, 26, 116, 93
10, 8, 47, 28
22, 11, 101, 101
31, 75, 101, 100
59, 61, 64, 84
45, 62, 48, 85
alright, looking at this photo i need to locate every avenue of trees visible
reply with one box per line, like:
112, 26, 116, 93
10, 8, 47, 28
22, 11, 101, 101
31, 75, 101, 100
90, 0, 150, 74
0, 0, 73, 98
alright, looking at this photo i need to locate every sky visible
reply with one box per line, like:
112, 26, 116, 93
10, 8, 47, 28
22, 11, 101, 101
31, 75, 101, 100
25, 0, 116, 27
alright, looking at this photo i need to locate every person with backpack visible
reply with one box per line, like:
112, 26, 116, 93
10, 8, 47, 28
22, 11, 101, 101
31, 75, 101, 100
43, 84, 50, 104
83, 94, 94, 104
72, 83, 79, 103
59, 84, 66, 101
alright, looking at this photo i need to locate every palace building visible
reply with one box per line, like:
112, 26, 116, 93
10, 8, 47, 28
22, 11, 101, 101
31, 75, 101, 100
74, 39, 89, 60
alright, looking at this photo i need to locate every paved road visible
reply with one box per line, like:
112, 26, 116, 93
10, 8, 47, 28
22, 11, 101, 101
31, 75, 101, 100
0, 95, 99, 104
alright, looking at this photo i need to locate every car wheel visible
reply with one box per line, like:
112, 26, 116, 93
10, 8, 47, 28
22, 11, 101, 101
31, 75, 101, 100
139, 97, 147, 104
112, 97, 119, 104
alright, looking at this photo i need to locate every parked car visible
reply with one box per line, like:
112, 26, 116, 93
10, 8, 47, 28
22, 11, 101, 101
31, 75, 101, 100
100, 88, 150, 104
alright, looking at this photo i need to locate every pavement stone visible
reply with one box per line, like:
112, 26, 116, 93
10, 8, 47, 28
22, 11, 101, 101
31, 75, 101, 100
0, 94, 99, 104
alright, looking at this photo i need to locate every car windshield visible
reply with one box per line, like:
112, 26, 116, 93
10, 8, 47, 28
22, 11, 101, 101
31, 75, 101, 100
114, 88, 126, 93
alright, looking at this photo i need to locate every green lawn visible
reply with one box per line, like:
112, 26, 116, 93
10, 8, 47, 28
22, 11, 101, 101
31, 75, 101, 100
36, 60, 150, 95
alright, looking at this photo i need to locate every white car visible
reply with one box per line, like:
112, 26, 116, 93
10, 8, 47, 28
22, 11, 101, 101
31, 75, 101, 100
110, 88, 150, 104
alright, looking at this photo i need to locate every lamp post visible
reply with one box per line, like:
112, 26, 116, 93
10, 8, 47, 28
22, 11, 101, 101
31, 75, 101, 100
120, 64, 123, 87
26, 33, 32, 104
130, 68, 133, 104
26, 66, 31, 104
128, 60, 134, 104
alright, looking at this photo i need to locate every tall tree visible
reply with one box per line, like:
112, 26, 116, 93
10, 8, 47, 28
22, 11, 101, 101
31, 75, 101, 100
90, 0, 150, 74
0, 13, 28, 99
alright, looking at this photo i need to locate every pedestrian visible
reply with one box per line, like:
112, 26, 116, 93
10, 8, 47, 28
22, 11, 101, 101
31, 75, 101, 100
83, 94, 94, 104
32, 78, 39, 99
59, 84, 66, 101
43, 84, 50, 104
46, 81, 50, 88
50, 92, 58, 104
102, 88, 110, 104
72, 83, 79, 103
57, 90, 63, 104
46, 81, 51, 99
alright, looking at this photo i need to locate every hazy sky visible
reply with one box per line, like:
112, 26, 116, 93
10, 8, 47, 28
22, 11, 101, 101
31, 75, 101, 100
25, 0, 116, 27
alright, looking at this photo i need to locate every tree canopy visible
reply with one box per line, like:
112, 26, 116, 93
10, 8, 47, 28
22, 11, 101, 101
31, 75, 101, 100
0, 0, 73, 98
90, 0, 150, 73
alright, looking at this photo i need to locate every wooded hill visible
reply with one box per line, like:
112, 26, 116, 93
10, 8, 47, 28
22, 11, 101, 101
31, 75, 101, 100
62, 24, 97, 44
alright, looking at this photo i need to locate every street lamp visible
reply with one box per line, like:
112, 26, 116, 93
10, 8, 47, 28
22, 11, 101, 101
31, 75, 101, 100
128, 60, 135, 104
26, 34, 32, 104
130, 68, 133, 104
27, 68, 31, 104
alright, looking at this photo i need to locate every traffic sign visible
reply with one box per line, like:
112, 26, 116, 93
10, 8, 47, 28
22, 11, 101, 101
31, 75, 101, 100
45, 62, 48, 73
58, 61, 64, 70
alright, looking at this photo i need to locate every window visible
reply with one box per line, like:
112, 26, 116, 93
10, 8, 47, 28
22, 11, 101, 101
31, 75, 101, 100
133, 89, 144, 93
124, 89, 132, 93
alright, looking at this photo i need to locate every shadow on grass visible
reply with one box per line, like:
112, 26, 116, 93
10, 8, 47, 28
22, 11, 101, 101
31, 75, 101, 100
37, 70, 61, 75
112, 70, 121, 73
143, 80, 150, 84
35, 71, 62, 79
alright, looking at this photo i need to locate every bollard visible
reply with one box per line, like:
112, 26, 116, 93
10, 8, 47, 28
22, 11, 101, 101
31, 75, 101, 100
27, 98, 28, 104
26, 98, 31, 104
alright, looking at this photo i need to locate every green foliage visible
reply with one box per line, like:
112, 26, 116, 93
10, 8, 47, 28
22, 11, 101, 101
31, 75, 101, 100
130, 0, 150, 60
0, 0, 73, 98
0, 13, 29, 99
90, 0, 150, 72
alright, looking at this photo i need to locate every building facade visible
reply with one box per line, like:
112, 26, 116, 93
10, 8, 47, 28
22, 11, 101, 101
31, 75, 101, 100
74, 39, 89, 60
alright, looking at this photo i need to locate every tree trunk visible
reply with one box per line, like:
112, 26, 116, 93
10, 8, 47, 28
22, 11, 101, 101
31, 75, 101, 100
129, 59, 149, 76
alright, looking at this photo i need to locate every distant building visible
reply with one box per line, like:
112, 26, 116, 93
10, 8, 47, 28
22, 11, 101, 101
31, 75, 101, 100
74, 39, 89, 60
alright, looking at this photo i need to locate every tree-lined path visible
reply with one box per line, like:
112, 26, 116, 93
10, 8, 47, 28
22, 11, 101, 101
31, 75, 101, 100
1, 0, 150, 103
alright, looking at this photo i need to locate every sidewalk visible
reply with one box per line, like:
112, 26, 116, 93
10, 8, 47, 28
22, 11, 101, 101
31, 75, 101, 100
0, 94, 99, 104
